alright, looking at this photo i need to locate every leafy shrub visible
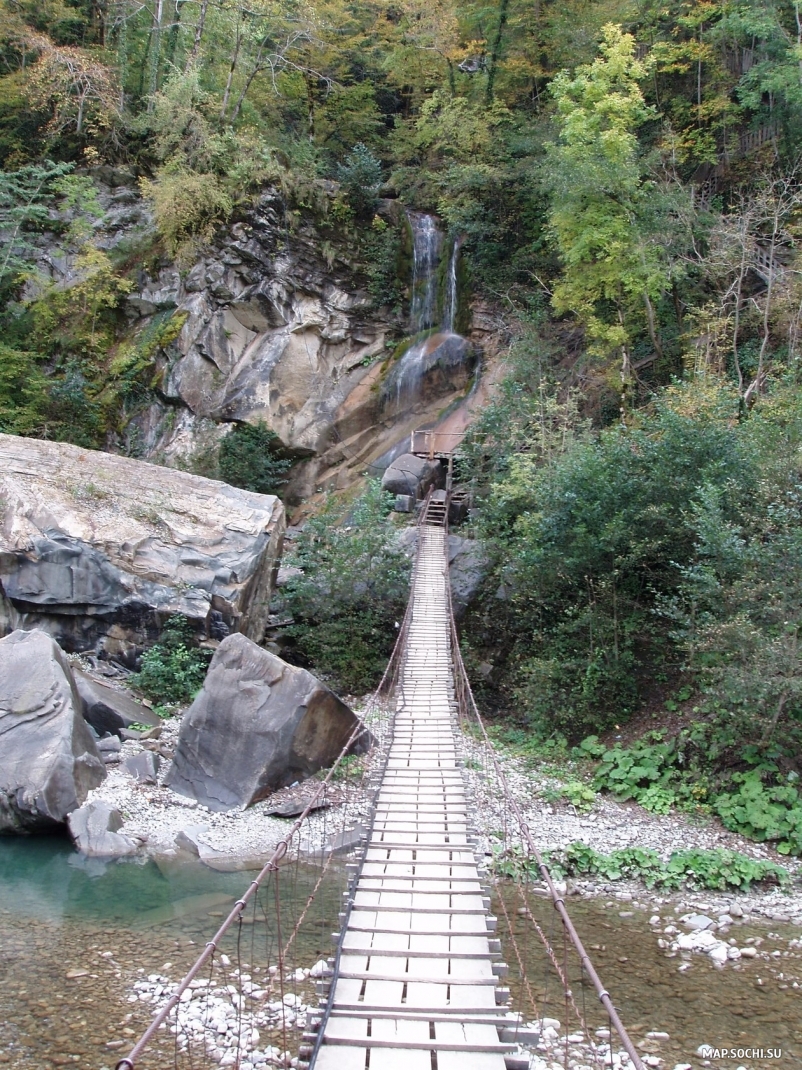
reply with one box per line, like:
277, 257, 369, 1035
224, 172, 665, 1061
140, 166, 233, 260
360, 215, 403, 311
0, 343, 48, 433
282, 481, 411, 693
495, 840, 788, 891
130, 616, 212, 712
218, 421, 292, 496
714, 770, 802, 856
580, 733, 688, 813
543, 780, 597, 811
579, 730, 802, 855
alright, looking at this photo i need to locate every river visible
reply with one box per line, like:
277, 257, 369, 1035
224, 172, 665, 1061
1, 837, 799, 1069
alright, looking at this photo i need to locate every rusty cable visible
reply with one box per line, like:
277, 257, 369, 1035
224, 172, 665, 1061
440, 508, 645, 1070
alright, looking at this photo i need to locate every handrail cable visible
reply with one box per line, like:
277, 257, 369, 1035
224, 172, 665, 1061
114, 520, 422, 1070
443, 527, 646, 1070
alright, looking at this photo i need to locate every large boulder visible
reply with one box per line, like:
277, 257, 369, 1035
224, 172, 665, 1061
0, 434, 285, 660
67, 800, 138, 856
447, 536, 489, 618
165, 633, 369, 811
0, 630, 106, 833
381, 454, 443, 499
73, 669, 160, 737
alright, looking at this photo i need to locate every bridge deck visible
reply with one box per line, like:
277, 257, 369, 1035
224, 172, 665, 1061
313, 526, 512, 1070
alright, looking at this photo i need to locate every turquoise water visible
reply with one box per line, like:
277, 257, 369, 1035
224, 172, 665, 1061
0, 836, 341, 1069
0, 834, 265, 925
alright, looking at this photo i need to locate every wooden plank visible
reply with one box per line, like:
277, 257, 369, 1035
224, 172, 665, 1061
335, 971, 498, 986
313, 1046, 365, 1070
320, 1038, 515, 1054
437, 1053, 509, 1070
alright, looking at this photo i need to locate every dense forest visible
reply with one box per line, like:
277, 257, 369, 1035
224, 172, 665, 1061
1, 0, 801, 852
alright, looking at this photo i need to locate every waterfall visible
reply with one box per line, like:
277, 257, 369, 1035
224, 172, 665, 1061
442, 236, 462, 334
388, 211, 466, 409
408, 212, 443, 334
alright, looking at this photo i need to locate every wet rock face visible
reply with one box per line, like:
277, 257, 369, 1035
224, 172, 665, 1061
382, 332, 475, 412
0, 434, 285, 658
165, 634, 370, 811
125, 193, 478, 502
153, 195, 392, 457
0, 629, 106, 833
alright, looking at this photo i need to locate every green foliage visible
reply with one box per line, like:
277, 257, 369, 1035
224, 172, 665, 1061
495, 840, 788, 891
282, 481, 411, 693
337, 143, 382, 219
473, 378, 757, 739
140, 165, 233, 261
0, 160, 73, 284
545, 25, 676, 362
129, 616, 212, 712
544, 842, 788, 891
543, 779, 597, 812
579, 726, 802, 855
359, 215, 404, 311
0, 343, 48, 433
583, 731, 714, 815
714, 770, 802, 856
218, 420, 292, 496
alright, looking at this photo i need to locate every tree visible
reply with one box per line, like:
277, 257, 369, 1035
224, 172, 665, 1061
337, 142, 382, 217
544, 24, 688, 406
282, 481, 411, 692
26, 36, 121, 144
218, 420, 291, 494
0, 160, 72, 284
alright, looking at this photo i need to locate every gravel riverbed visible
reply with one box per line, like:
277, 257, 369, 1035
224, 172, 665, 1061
71, 704, 802, 1070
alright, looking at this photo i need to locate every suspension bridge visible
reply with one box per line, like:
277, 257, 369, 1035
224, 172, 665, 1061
114, 486, 646, 1070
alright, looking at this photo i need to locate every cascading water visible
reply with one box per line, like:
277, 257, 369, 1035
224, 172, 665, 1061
391, 213, 465, 407
409, 212, 443, 334
442, 235, 462, 335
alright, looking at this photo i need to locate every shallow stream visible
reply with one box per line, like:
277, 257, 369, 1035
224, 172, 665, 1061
499, 886, 801, 1070
1, 838, 799, 1070
0, 836, 340, 1069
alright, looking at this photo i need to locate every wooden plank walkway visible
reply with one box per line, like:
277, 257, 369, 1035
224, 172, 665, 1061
312, 525, 515, 1070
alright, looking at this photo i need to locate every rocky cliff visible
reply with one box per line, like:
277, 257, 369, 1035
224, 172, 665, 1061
0, 434, 285, 659
25, 170, 504, 512
128, 191, 479, 503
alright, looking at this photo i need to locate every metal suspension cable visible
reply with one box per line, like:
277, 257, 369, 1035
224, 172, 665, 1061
114, 529, 420, 1070
441, 509, 646, 1070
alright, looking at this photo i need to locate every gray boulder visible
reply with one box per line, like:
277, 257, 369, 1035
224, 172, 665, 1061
73, 669, 160, 737
0, 433, 285, 660
0, 630, 106, 833
67, 800, 138, 856
381, 454, 443, 499
448, 535, 489, 618
125, 751, 161, 784
395, 530, 487, 617
165, 633, 370, 811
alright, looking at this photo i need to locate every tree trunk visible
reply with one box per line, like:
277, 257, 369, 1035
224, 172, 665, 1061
187, 0, 210, 65
165, 0, 184, 67
229, 36, 273, 124
642, 290, 664, 362
485, 0, 510, 104
146, 0, 165, 107
220, 23, 243, 121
